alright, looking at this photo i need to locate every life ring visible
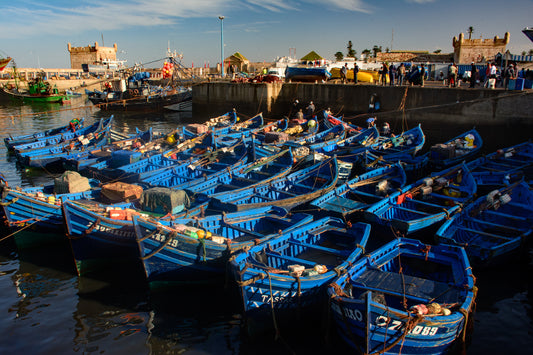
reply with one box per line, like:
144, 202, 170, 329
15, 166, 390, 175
133, 89, 139, 96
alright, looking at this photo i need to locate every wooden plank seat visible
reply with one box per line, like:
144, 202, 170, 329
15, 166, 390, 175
288, 239, 350, 257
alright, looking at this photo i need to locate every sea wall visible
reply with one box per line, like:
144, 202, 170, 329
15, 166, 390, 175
193, 82, 533, 125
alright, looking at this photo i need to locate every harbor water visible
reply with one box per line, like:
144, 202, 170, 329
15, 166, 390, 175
0, 95, 532, 354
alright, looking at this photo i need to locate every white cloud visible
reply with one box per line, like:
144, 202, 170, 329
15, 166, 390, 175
406, 0, 436, 4
0, 0, 375, 39
308, 0, 373, 13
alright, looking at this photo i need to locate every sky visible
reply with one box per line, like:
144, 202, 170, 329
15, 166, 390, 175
1, 0, 533, 69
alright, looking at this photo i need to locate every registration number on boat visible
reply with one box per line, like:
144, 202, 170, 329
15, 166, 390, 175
151, 233, 178, 248
376, 316, 438, 335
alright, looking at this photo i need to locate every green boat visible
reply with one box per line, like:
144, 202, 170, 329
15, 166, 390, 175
3, 73, 68, 103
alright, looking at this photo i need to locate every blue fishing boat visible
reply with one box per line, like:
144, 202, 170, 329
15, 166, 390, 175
140, 140, 250, 188
309, 163, 407, 221
429, 128, 483, 169
328, 238, 477, 355
321, 111, 365, 137
174, 148, 294, 195
62, 199, 145, 276
435, 181, 533, 267
466, 141, 533, 190
365, 163, 477, 236
61, 127, 155, 172
15, 116, 113, 158
0, 175, 101, 249
360, 150, 430, 181
209, 156, 339, 212
4, 117, 85, 150
231, 217, 370, 314
284, 123, 345, 153
366, 124, 426, 159
285, 66, 331, 82
19, 127, 112, 168
132, 206, 314, 285
83, 131, 215, 182
11, 116, 109, 153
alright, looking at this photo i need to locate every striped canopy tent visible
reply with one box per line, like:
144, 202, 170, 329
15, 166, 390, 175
300, 51, 325, 66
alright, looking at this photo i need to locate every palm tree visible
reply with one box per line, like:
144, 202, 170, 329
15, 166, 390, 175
467, 26, 474, 40
346, 41, 356, 58
372, 45, 382, 58
362, 49, 371, 58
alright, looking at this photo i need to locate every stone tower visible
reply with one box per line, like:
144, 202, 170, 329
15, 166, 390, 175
452, 32, 509, 64
67, 42, 118, 69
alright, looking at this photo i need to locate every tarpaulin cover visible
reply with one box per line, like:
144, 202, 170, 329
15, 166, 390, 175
140, 187, 190, 215
54, 171, 91, 194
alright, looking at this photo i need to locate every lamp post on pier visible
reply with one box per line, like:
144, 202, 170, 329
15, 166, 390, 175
219, 16, 225, 78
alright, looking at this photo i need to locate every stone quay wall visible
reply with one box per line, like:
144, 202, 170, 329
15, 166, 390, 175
193, 82, 533, 125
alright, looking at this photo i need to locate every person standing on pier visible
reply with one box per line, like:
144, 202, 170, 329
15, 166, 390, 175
380, 63, 388, 86
353, 63, 359, 84
448, 63, 458, 87
469, 62, 477, 88
340, 63, 348, 84
420, 64, 426, 87
398, 63, 406, 85
389, 63, 396, 86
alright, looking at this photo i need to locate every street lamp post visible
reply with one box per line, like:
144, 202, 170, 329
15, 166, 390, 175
219, 16, 225, 78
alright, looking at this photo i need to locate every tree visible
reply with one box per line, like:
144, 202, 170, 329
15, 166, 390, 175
523, 51, 527, 56
433, 49, 442, 54
334, 51, 344, 61
372, 45, 382, 58
362, 49, 371, 58
467, 26, 474, 40
529, 49, 533, 55
346, 41, 356, 58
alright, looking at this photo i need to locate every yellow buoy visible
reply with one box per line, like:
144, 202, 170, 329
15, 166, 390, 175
196, 229, 205, 239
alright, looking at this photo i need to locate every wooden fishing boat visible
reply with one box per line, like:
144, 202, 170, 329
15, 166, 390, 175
83, 131, 215, 182
174, 148, 294, 196
0, 175, 101, 249
429, 128, 483, 169
18, 125, 112, 168
4, 117, 85, 150
328, 238, 477, 355
309, 163, 407, 221
209, 156, 339, 212
435, 181, 533, 267
140, 140, 250, 188
466, 141, 533, 191
10, 117, 109, 154
62, 199, 142, 275
284, 123, 346, 153
89, 86, 192, 112
359, 150, 430, 181
60, 127, 155, 172
366, 124, 426, 159
365, 163, 477, 236
231, 217, 370, 314
132, 206, 314, 284
0, 56, 11, 71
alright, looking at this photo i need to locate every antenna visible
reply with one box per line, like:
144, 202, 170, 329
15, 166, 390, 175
101, 33, 104, 47
391, 29, 394, 52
